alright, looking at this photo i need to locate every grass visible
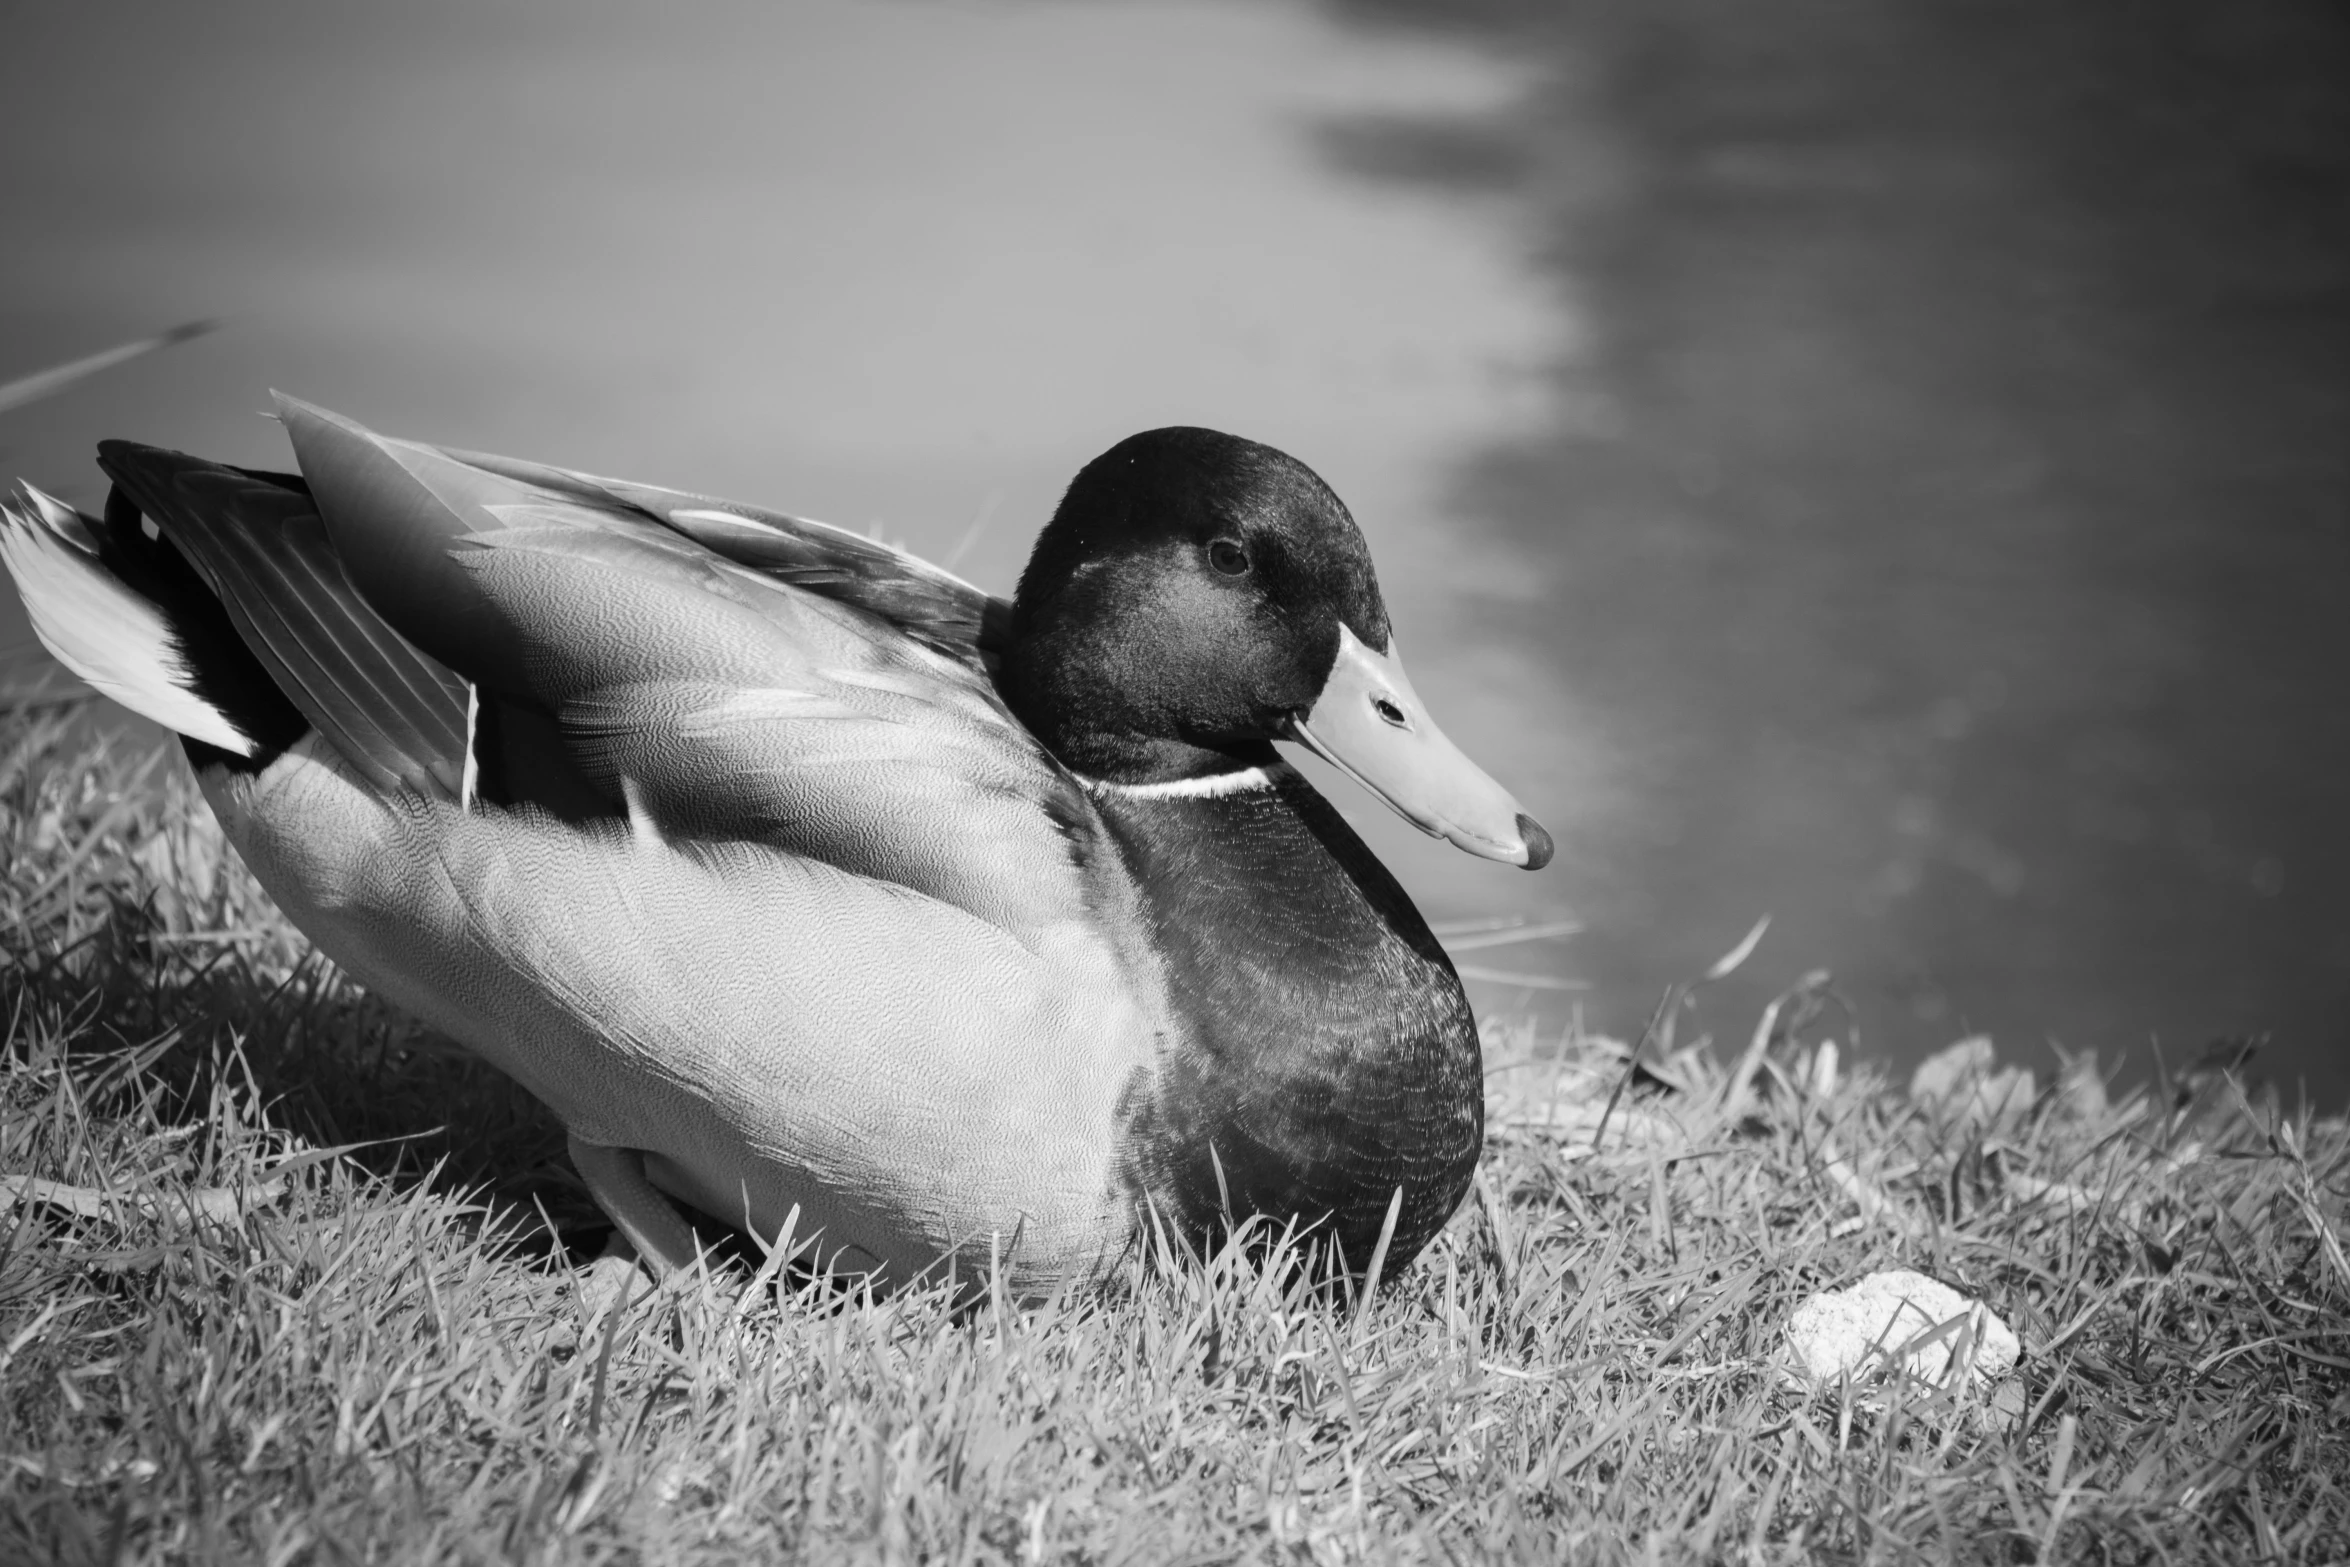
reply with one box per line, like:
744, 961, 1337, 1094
1, 706, 2345, 1564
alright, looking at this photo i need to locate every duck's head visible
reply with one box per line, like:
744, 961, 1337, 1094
1002, 427, 1550, 870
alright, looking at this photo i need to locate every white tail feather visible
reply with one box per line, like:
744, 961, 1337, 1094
0, 486, 257, 754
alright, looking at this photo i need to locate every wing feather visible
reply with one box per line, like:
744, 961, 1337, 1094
95, 446, 469, 795
275, 397, 1101, 936
442, 444, 1007, 670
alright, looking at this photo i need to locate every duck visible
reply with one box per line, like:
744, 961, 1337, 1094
1, 395, 1550, 1295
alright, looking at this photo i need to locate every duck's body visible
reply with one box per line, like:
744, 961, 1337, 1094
2, 398, 1546, 1291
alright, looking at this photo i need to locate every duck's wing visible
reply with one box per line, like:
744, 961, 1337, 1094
263, 395, 1097, 937
84, 454, 470, 797
441, 446, 1010, 676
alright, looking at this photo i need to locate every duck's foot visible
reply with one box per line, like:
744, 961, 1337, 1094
560, 1136, 717, 1330
566, 1229, 648, 1324
566, 1135, 707, 1274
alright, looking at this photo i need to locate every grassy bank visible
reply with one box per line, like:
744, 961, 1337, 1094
2, 710, 2344, 1563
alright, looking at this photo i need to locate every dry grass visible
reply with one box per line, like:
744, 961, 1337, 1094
2, 708, 2345, 1564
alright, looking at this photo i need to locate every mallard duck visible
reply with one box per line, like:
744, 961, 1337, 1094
2, 396, 1549, 1293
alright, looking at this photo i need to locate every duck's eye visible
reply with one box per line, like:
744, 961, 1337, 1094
1373, 696, 1410, 729
1207, 539, 1251, 576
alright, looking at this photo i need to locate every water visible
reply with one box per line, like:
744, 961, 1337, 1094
3, 0, 2343, 1104
1323, 0, 2350, 1106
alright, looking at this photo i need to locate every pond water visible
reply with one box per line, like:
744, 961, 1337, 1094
1324, 0, 2350, 1109
4, 0, 2343, 1104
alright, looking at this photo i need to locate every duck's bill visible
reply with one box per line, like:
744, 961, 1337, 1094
1285, 626, 1552, 870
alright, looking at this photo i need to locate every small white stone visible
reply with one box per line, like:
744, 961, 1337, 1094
1909, 1036, 2036, 1130
1909, 1036, 1997, 1106
1785, 1269, 2019, 1388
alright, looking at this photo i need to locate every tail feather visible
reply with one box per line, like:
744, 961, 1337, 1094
0, 484, 261, 755
96, 445, 469, 798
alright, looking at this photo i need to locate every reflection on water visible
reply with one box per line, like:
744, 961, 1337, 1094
1327, 0, 2350, 1105
2, 0, 2343, 1104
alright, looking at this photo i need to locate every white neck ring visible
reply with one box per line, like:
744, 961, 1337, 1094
1074, 762, 1291, 801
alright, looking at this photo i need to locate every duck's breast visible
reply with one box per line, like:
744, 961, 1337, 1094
1097, 767, 1483, 1267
